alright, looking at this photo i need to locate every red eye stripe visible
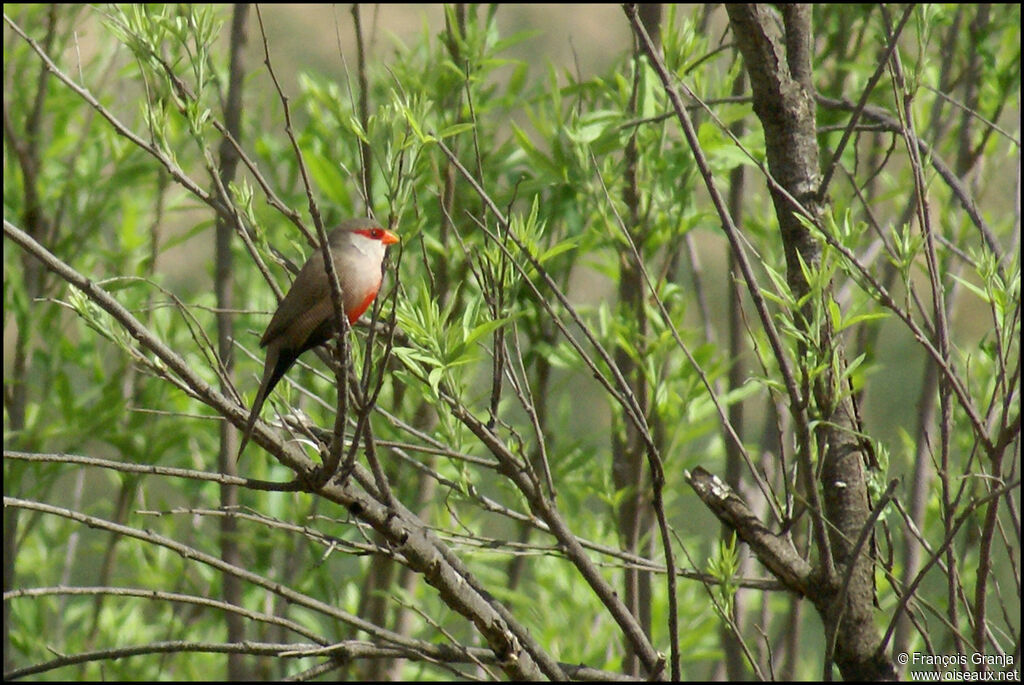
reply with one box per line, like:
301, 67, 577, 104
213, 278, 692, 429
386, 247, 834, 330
355, 227, 400, 245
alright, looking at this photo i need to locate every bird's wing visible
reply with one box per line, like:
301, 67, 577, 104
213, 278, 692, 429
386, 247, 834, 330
259, 250, 330, 348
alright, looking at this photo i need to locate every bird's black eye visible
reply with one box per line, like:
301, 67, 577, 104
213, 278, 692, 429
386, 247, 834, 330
371, 229, 382, 239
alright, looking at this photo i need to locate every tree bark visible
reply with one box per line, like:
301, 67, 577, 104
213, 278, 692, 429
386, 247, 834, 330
724, 5, 894, 680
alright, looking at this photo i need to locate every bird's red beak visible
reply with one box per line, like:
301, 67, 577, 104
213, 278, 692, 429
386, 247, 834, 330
380, 229, 400, 246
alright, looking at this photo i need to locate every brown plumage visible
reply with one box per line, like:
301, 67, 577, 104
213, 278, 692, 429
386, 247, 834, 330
237, 218, 399, 461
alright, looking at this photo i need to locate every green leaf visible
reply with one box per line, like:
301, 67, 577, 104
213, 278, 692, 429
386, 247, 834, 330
836, 311, 890, 332
949, 273, 991, 304
463, 317, 509, 349
537, 236, 580, 263
304, 150, 351, 207
437, 122, 476, 139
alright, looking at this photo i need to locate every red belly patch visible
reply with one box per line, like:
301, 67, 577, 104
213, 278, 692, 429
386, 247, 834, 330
348, 287, 380, 323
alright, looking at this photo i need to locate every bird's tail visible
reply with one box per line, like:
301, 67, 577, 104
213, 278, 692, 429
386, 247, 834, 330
235, 395, 263, 464
236, 349, 290, 464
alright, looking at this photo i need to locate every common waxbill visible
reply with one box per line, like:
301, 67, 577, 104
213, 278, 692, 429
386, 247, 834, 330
237, 218, 399, 460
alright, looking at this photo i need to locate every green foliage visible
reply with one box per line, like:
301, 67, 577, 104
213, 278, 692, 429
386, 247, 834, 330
706, 532, 740, 617
4, 3, 1019, 681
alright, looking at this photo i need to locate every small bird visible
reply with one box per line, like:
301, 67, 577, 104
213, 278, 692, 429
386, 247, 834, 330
237, 218, 399, 460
